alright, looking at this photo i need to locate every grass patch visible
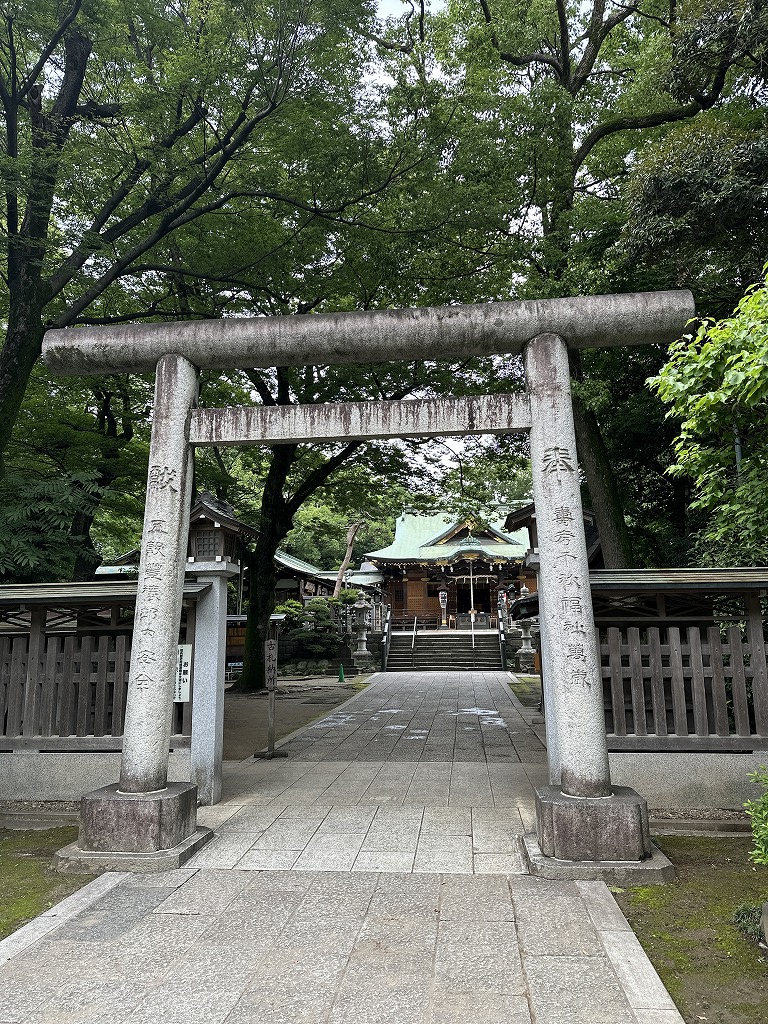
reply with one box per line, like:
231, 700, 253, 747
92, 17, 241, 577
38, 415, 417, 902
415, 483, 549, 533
349, 675, 372, 692
0, 826, 97, 940
507, 674, 541, 708
614, 835, 768, 1024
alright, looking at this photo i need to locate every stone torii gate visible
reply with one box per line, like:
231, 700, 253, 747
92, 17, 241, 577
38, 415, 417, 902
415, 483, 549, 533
43, 289, 693, 877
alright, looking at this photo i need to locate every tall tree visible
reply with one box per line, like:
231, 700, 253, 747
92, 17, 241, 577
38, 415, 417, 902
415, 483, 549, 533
0, 0, 384, 472
407, 0, 768, 565
650, 272, 768, 565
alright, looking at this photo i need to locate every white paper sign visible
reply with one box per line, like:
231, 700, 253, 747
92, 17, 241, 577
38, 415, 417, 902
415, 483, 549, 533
175, 644, 192, 702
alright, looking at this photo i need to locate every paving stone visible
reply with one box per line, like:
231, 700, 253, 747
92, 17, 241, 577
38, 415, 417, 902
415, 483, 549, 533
154, 869, 251, 916
234, 849, 301, 869
523, 954, 636, 1024
53, 887, 176, 942
215, 806, 287, 832
251, 817, 322, 850
473, 852, 528, 874
124, 868, 199, 889
2, 671, 681, 1024
471, 820, 525, 853
632, 1011, 685, 1024
599, 929, 679, 1011
329, 985, 430, 1024
361, 824, 421, 853
124, 986, 243, 1024
317, 806, 378, 833
353, 850, 416, 872
293, 833, 366, 871
427, 992, 532, 1024
185, 834, 259, 869
435, 921, 525, 993
439, 884, 515, 922
575, 881, 632, 933
413, 835, 473, 874
421, 808, 472, 836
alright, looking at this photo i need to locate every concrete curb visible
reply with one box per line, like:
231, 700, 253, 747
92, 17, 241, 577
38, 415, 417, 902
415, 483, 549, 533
0, 870, 129, 963
576, 880, 685, 1024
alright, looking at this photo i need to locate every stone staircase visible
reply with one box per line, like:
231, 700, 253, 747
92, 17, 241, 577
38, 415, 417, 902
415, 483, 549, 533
386, 631, 503, 671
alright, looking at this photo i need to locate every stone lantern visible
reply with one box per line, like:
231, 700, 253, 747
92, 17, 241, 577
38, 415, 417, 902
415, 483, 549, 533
351, 590, 376, 673
187, 492, 244, 564
185, 493, 248, 805
438, 589, 448, 629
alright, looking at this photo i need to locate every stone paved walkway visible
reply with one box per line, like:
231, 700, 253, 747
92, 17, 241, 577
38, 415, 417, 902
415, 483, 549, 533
0, 671, 683, 1024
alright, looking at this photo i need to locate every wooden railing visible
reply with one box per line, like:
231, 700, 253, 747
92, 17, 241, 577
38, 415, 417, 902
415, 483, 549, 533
601, 618, 768, 751
1, 632, 191, 751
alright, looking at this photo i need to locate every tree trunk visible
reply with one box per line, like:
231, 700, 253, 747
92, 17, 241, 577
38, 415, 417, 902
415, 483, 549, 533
69, 508, 102, 581
237, 540, 280, 692
332, 522, 361, 597
0, 288, 46, 477
571, 396, 633, 568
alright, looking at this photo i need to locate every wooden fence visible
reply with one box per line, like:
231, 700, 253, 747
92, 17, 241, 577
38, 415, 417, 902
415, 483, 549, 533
1, 632, 191, 751
601, 605, 768, 751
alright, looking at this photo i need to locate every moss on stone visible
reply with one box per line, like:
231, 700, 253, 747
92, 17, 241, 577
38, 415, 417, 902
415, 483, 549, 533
0, 826, 97, 940
615, 835, 768, 1024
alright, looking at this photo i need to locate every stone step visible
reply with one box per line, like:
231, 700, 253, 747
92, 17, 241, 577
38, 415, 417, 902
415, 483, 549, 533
386, 632, 504, 670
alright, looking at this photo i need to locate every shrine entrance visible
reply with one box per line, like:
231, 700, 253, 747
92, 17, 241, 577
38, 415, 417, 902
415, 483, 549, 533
43, 288, 692, 877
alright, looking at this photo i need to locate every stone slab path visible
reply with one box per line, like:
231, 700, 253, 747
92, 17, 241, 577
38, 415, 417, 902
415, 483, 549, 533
0, 671, 683, 1024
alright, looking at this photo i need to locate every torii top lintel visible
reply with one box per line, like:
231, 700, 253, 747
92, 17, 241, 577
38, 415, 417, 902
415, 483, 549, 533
42, 289, 694, 376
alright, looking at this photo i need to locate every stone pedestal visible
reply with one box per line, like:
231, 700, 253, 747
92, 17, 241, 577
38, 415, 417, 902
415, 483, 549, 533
352, 652, 376, 673
55, 783, 212, 872
522, 785, 675, 884
536, 785, 650, 861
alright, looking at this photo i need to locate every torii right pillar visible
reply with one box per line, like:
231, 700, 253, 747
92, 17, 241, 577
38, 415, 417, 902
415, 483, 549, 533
523, 333, 673, 881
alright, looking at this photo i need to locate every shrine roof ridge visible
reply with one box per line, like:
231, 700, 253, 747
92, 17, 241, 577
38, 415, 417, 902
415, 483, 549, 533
42, 290, 694, 376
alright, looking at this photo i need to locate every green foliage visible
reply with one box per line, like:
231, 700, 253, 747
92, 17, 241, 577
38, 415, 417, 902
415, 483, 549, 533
434, 437, 532, 529
744, 766, 768, 866
732, 903, 765, 944
272, 599, 305, 630
650, 274, 768, 564
0, 471, 103, 582
280, 596, 343, 657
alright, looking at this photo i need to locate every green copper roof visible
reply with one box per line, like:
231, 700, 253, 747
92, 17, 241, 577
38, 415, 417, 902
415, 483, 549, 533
366, 513, 527, 565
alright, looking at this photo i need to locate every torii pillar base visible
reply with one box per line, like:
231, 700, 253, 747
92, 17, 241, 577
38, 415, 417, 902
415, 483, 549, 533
54, 783, 213, 873
522, 785, 675, 884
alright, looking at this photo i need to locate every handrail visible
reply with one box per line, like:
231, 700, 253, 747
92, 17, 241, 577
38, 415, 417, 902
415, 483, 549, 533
411, 615, 418, 667
381, 605, 392, 671
470, 613, 476, 666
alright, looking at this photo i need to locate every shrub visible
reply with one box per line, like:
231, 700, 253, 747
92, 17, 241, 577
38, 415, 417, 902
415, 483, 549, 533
744, 766, 768, 865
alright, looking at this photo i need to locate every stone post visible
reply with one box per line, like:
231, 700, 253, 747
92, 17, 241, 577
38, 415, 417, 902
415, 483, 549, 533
120, 354, 199, 794
64, 354, 213, 870
523, 334, 654, 871
525, 334, 610, 798
187, 560, 239, 805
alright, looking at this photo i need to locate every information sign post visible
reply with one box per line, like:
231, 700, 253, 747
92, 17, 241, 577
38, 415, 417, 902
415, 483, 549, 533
257, 613, 287, 759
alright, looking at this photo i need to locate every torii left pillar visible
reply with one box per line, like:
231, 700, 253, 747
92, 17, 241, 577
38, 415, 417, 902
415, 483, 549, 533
58, 355, 212, 871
